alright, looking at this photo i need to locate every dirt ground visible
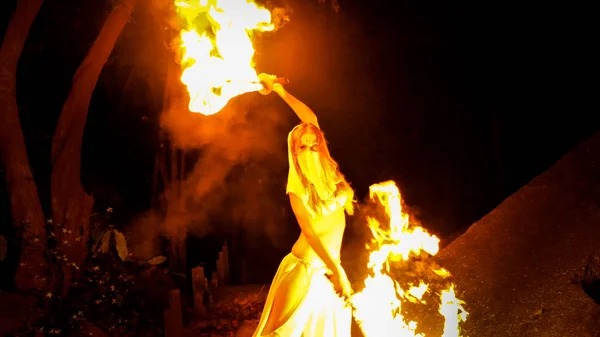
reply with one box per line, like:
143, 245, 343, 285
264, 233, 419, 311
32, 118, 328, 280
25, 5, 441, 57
426, 131, 600, 337
185, 284, 267, 337
185, 283, 365, 337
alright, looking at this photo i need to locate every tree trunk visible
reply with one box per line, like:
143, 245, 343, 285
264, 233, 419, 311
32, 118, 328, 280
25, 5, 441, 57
0, 0, 47, 292
157, 56, 187, 274
50, 0, 137, 296
152, 130, 170, 212
490, 111, 505, 197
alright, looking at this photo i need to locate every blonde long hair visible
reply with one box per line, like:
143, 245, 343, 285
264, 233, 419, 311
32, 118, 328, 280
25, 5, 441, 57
289, 123, 355, 216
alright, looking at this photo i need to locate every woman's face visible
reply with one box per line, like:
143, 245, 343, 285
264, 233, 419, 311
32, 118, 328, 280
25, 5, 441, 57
296, 131, 319, 155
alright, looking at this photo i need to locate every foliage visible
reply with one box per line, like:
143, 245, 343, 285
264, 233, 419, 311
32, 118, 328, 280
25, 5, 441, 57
93, 228, 129, 262
12, 208, 175, 337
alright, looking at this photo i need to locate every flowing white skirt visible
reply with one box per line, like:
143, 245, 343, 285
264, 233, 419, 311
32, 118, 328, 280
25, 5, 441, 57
252, 253, 352, 337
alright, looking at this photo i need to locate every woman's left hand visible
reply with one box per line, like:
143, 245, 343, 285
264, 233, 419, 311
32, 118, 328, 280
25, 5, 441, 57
327, 265, 353, 299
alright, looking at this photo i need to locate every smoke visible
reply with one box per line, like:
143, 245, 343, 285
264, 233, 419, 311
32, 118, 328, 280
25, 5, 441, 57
126, 80, 292, 262
125, 210, 164, 260
153, 63, 291, 247
123, 0, 298, 262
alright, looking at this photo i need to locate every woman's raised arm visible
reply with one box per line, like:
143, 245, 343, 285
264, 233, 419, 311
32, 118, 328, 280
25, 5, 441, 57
273, 83, 320, 129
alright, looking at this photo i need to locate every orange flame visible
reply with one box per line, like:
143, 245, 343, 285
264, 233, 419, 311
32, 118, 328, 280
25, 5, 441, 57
350, 181, 468, 337
174, 0, 274, 115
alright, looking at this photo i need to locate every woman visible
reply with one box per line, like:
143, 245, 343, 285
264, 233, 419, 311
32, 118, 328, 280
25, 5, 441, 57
253, 81, 356, 337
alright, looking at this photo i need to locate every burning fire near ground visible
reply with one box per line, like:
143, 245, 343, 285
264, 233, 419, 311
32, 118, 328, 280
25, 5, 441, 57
171, 0, 468, 336
350, 181, 468, 337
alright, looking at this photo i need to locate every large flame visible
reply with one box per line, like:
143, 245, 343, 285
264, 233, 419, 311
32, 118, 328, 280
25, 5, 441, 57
174, 0, 274, 115
351, 181, 468, 337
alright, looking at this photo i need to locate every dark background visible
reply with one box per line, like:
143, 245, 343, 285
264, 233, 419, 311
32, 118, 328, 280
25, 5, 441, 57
0, 0, 595, 286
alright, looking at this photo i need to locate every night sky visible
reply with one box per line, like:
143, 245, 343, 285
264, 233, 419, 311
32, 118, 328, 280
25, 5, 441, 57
0, 0, 596, 284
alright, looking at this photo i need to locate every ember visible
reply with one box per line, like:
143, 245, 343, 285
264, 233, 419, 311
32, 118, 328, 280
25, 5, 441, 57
350, 181, 468, 337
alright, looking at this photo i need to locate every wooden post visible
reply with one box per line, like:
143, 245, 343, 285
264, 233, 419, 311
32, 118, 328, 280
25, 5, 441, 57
216, 240, 230, 286
163, 289, 183, 337
192, 266, 208, 317
231, 228, 247, 285
222, 240, 230, 285
211, 271, 220, 288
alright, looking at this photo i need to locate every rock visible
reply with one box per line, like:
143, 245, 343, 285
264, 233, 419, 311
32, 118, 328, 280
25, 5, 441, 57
582, 250, 600, 304
192, 266, 209, 317
164, 289, 183, 337
428, 132, 600, 337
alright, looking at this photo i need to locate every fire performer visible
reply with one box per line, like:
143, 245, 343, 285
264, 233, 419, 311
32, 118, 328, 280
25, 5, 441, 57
253, 80, 356, 337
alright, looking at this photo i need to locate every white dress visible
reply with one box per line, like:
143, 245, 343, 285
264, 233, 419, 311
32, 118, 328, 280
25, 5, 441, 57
252, 125, 352, 337
252, 253, 352, 337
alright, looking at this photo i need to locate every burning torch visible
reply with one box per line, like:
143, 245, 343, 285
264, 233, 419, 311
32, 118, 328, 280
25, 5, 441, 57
257, 73, 290, 95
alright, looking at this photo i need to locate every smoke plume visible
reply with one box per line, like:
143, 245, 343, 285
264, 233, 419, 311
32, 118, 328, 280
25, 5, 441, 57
145, 60, 292, 251
125, 0, 297, 262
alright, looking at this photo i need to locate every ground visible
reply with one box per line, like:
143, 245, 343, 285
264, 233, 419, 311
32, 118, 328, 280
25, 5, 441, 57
186, 284, 267, 337
185, 283, 365, 337
422, 131, 600, 337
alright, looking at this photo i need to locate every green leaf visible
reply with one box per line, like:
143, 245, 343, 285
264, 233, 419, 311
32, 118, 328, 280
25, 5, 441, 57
0, 236, 7, 261
114, 230, 128, 262
148, 255, 167, 265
